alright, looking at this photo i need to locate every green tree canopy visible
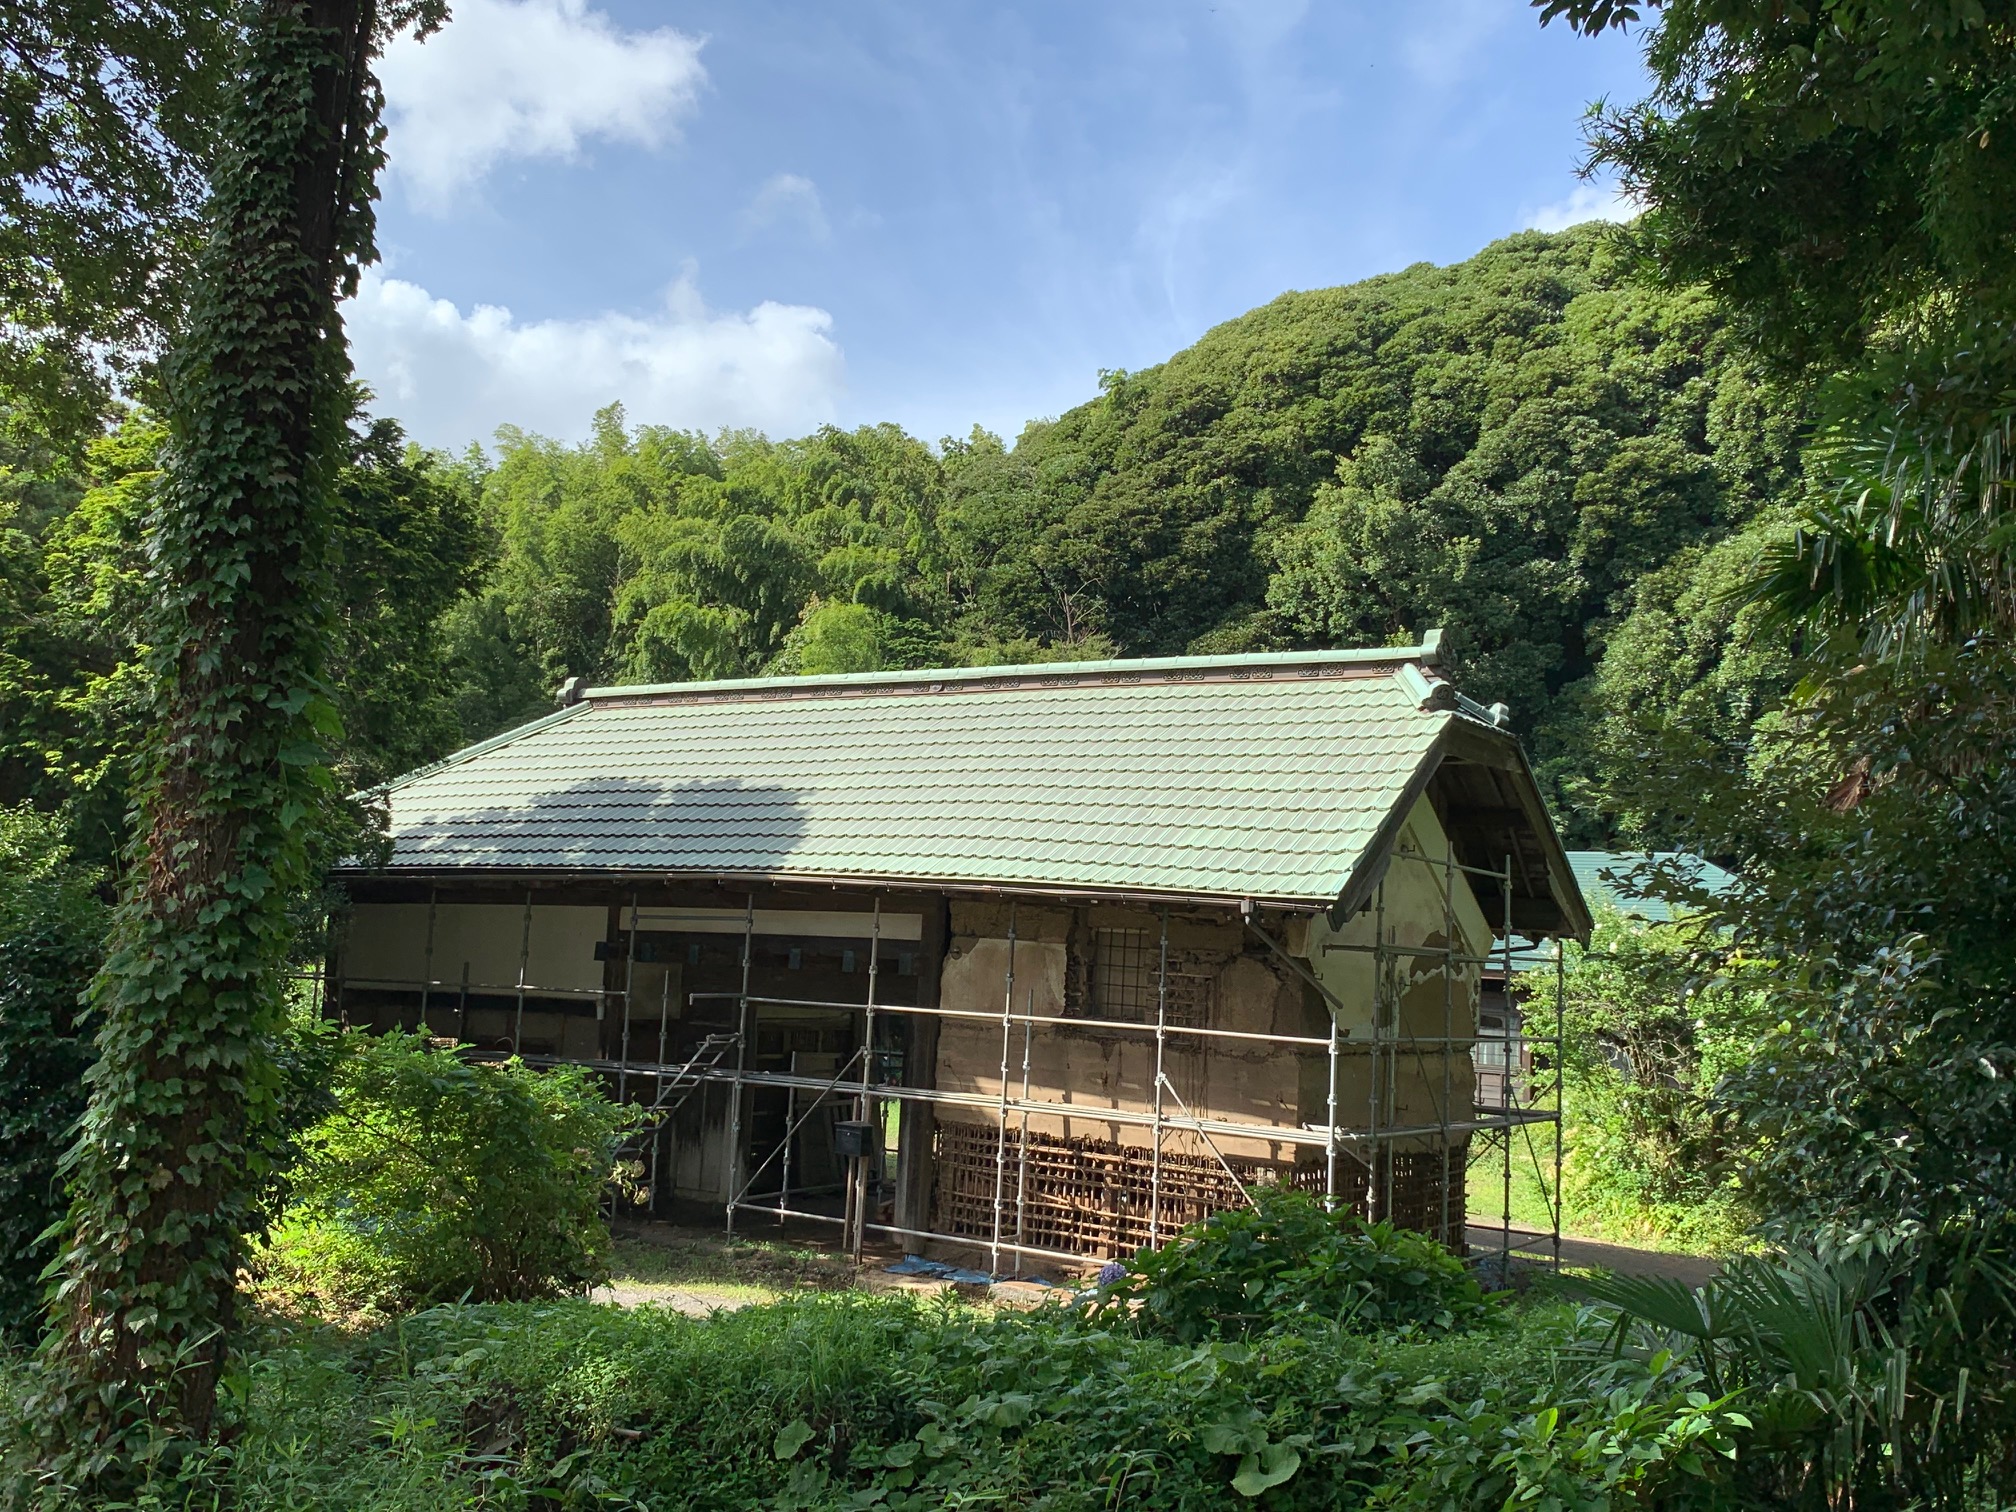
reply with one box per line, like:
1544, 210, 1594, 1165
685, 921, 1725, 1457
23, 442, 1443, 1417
0, 407, 485, 867
1539, 0, 2016, 369
1, 1, 231, 435
983, 227, 1802, 773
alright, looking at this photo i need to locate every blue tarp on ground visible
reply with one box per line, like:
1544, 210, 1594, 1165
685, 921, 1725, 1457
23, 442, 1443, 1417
883, 1255, 999, 1285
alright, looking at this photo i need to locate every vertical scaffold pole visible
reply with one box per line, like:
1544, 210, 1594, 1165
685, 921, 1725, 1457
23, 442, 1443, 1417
651, 968, 671, 1216
779, 1114, 793, 1228
619, 891, 639, 1104
851, 898, 883, 1259
1553, 936, 1566, 1271
988, 901, 1017, 1275
1500, 857, 1514, 1272
725, 894, 755, 1238
1441, 840, 1456, 1247
1015, 999, 1032, 1254
1325, 920, 1340, 1211
1368, 876, 1385, 1224
657, 964, 671, 1066
511, 890, 533, 1051
1150, 908, 1169, 1246
419, 885, 438, 1033
332, 917, 350, 1030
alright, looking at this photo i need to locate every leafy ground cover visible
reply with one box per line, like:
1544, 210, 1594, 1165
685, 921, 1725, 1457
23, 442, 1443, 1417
0, 1292, 1733, 1511
10, 1190, 2009, 1509
1, 1195, 1748, 1510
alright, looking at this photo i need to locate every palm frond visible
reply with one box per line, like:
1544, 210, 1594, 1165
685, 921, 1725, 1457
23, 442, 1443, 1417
1729, 323, 2016, 658
1559, 1270, 1716, 1340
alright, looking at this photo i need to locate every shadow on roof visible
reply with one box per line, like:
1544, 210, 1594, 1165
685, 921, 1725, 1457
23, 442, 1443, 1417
386, 776, 812, 873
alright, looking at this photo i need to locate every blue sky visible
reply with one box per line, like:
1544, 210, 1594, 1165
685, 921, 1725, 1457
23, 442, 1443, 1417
348, 0, 1647, 453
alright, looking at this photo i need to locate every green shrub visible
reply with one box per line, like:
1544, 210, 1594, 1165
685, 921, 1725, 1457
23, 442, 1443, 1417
0, 806, 105, 1342
1090, 1185, 1491, 1343
257, 1033, 635, 1313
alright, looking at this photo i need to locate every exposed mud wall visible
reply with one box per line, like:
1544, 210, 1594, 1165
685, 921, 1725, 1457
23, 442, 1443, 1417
1294, 796, 1491, 1153
930, 900, 1323, 1162
929, 797, 1491, 1166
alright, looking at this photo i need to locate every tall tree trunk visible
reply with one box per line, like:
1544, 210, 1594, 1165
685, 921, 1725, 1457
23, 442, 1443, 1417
33, 0, 384, 1477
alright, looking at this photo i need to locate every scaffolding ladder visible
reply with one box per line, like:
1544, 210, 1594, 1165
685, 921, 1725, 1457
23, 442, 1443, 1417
615, 1032, 740, 1213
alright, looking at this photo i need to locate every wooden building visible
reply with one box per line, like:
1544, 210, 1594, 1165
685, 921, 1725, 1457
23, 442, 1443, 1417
328, 633, 1589, 1265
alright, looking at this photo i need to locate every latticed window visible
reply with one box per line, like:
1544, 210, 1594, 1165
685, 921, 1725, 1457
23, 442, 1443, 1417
1092, 928, 1155, 1021
1069, 926, 1216, 1029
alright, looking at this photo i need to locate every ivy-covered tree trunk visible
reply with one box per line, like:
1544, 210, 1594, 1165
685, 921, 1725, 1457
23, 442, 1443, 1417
32, 0, 390, 1476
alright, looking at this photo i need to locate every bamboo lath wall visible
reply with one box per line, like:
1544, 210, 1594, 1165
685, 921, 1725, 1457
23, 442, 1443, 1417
930, 1120, 1466, 1260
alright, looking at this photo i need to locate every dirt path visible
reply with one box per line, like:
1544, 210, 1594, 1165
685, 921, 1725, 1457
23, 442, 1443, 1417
1466, 1224, 1720, 1288
590, 1280, 768, 1314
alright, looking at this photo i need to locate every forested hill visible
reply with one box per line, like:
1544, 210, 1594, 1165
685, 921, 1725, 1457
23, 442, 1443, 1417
1, 224, 1805, 855
980, 224, 1801, 725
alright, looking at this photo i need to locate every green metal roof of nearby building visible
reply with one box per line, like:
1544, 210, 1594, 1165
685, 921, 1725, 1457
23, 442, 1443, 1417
1566, 850, 1736, 924
363, 638, 1586, 922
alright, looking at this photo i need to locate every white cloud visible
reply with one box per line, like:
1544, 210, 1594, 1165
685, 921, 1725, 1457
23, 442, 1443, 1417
740, 172, 831, 243
344, 269, 847, 449
1523, 181, 1641, 233
379, 0, 706, 209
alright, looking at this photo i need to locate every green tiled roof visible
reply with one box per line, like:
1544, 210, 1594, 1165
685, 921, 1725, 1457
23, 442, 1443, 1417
370, 643, 1504, 906
1567, 850, 1735, 924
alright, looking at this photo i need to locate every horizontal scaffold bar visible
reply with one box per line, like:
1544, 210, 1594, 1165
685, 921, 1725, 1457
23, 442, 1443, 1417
478, 1051, 1557, 1149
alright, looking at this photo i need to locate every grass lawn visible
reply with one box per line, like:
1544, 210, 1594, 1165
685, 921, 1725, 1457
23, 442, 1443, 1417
597, 1225, 862, 1311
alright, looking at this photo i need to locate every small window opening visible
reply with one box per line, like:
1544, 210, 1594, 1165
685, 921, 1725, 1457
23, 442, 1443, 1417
1092, 928, 1155, 1022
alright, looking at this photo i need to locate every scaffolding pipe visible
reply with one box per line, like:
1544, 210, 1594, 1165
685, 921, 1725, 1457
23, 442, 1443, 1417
989, 901, 1016, 1274
755, 1206, 1096, 1271
1369, 875, 1384, 1224
504, 1053, 1556, 1143
851, 899, 883, 1258
512, 890, 532, 1051
1158, 1074, 1257, 1214
618, 891, 639, 1104
778, 1087, 794, 1228
651, 967, 671, 1215
1325, 957, 1340, 1209
726, 1046, 869, 1216
419, 885, 438, 1032
1441, 840, 1455, 1246
350, 963, 1516, 1040
1149, 908, 1169, 1245
1014, 995, 1033, 1258
724, 894, 754, 1238
687, 991, 1338, 1048
1501, 858, 1514, 1274
1553, 938, 1566, 1270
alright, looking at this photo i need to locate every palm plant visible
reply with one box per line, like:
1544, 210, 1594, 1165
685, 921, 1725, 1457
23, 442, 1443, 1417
1562, 1225, 2016, 1509
1745, 326, 2016, 662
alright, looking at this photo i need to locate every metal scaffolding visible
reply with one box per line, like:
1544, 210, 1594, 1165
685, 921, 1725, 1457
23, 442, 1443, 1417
327, 844, 1567, 1276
